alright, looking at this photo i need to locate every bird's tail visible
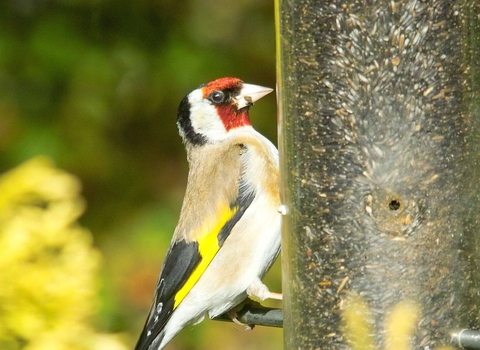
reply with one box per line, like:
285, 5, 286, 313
134, 327, 166, 350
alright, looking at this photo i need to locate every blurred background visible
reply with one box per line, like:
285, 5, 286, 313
0, 0, 281, 349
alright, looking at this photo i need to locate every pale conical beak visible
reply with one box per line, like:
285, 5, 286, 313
236, 83, 273, 109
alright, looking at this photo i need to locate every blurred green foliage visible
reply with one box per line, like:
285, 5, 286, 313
0, 1, 280, 349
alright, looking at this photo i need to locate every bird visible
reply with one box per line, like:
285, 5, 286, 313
134, 77, 282, 350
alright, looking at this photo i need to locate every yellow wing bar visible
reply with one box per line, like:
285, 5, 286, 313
173, 204, 238, 308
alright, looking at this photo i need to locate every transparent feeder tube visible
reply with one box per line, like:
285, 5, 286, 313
276, 1, 480, 349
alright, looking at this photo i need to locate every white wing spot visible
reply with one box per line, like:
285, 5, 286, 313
156, 302, 163, 314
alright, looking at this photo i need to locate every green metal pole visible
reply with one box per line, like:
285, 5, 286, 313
276, 1, 480, 349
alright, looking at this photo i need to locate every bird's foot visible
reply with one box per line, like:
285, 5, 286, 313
227, 303, 255, 331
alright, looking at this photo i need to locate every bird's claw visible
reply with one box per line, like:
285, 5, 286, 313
227, 303, 255, 331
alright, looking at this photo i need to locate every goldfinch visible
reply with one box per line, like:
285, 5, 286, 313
135, 77, 281, 350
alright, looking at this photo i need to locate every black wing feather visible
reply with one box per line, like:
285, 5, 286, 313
218, 187, 255, 246
134, 240, 200, 350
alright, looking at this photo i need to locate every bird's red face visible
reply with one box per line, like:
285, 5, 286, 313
177, 77, 273, 145
201, 78, 249, 132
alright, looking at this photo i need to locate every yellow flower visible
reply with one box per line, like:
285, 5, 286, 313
0, 157, 127, 350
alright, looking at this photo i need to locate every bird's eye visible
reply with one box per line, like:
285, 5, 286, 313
209, 90, 226, 104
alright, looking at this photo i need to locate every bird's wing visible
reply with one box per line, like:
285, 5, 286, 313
134, 178, 255, 350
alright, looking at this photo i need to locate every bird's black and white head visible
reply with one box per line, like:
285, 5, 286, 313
177, 77, 273, 145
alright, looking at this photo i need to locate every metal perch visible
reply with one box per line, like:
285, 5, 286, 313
214, 303, 283, 328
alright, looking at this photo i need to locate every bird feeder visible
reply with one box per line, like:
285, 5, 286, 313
276, 1, 480, 349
